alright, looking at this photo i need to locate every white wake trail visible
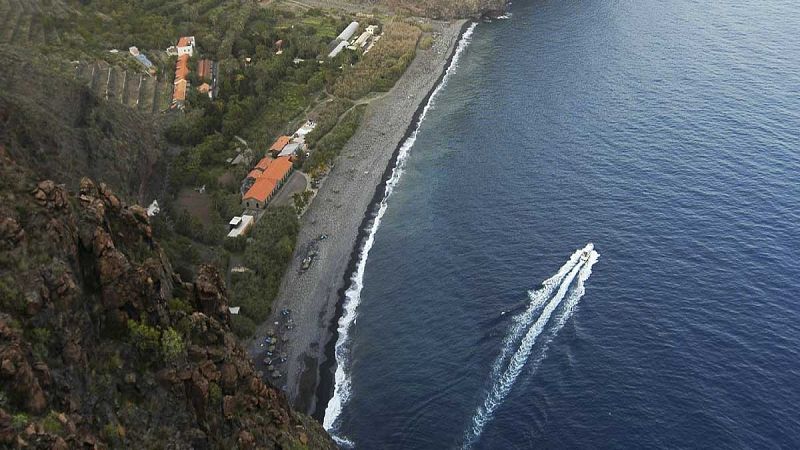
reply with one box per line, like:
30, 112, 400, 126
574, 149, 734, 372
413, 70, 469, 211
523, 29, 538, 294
323, 23, 478, 445
516, 249, 600, 392
462, 246, 599, 449
490, 244, 592, 382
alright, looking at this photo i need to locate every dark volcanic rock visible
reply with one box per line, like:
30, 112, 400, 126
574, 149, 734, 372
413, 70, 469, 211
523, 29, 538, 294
0, 150, 334, 448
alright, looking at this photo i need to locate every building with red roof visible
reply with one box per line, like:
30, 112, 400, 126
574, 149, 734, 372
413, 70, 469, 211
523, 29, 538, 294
242, 157, 294, 209
268, 136, 291, 156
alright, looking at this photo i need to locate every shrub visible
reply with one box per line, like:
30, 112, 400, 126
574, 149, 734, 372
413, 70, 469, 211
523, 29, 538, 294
160, 328, 186, 364
11, 414, 29, 431
42, 411, 63, 434
419, 35, 433, 50
167, 298, 194, 315
127, 320, 160, 355
29, 328, 51, 360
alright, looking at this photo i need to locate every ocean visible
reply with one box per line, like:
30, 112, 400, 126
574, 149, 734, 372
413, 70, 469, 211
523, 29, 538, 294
323, 0, 800, 448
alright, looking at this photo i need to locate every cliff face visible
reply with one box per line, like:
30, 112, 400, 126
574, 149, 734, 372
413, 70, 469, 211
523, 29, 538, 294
0, 148, 334, 448
0, 46, 167, 203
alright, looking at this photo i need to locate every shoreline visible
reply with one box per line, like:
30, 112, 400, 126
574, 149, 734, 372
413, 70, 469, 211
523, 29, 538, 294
314, 19, 476, 421
246, 19, 468, 416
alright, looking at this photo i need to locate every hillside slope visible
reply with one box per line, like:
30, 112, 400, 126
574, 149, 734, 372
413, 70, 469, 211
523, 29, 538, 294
0, 147, 334, 448
0, 46, 167, 202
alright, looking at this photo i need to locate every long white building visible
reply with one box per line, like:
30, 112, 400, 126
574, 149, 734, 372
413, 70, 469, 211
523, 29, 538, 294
336, 22, 359, 42
328, 41, 348, 58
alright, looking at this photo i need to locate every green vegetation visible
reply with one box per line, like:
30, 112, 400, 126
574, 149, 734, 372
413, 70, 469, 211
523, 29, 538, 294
229, 207, 299, 337
42, 411, 64, 434
28, 328, 52, 360
332, 22, 422, 99
127, 320, 161, 355
127, 320, 185, 364
419, 35, 434, 50
305, 98, 354, 147
160, 328, 186, 363
306, 106, 367, 172
293, 190, 314, 211
0, 275, 25, 313
11, 413, 29, 431
167, 298, 194, 315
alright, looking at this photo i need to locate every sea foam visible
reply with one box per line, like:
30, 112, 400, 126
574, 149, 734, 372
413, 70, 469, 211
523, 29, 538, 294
323, 22, 479, 443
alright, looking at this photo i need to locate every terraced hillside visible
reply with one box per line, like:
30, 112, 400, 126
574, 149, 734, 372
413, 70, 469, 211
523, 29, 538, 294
0, 0, 71, 46
74, 61, 173, 114
1, 0, 173, 114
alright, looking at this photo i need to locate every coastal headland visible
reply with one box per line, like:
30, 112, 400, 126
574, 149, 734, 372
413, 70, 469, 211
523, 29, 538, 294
247, 19, 468, 415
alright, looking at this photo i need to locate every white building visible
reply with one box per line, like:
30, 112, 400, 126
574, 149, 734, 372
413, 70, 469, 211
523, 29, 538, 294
176, 36, 196, 57
354, 31, 371, 48
328, 41, 348, 59
336, 22, 359, 42
227, 215, 255, 238
279, 142, 302, 158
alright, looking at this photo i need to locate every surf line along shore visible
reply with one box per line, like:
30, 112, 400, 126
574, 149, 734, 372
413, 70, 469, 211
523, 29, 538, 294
245, 19, 470, 415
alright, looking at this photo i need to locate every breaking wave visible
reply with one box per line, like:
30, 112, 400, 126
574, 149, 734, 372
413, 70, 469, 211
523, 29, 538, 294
323, 22, 478, 445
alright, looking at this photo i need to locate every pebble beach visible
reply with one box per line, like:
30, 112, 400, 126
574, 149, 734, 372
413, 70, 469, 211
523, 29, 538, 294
246, 19, 469, 416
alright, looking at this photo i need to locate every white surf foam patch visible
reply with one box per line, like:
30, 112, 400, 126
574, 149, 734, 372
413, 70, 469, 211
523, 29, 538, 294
462, 246, 599, 449
489, 244, 592, 382
323, 22, 478, 441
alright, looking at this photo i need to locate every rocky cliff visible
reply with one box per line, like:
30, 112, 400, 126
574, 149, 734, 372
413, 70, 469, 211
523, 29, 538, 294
0, 147, 334, 448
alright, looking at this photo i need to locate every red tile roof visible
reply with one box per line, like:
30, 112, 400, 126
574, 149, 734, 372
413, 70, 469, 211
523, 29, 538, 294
175, 54, 190, 81
269, 136, 291, 153
173, 79, 187, 101
178, 36, 193, 47
255, 157, 272, 171
242, 157, 293, 203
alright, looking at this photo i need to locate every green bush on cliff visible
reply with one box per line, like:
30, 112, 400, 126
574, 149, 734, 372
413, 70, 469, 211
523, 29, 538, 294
127, 320, 186, 364
11, 413, 29, 431
160, 328, 186, 363
128, 320, 161, 355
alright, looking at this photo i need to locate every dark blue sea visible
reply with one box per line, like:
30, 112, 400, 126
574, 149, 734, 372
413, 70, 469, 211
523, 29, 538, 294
323, 0, 800, 448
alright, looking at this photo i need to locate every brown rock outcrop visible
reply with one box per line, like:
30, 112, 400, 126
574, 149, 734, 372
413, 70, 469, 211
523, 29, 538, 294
0, 169, 334, 448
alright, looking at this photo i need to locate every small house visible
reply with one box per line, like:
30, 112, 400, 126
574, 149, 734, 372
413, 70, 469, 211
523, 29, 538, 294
177, 36, 196, 56
227, 215, 255, 238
